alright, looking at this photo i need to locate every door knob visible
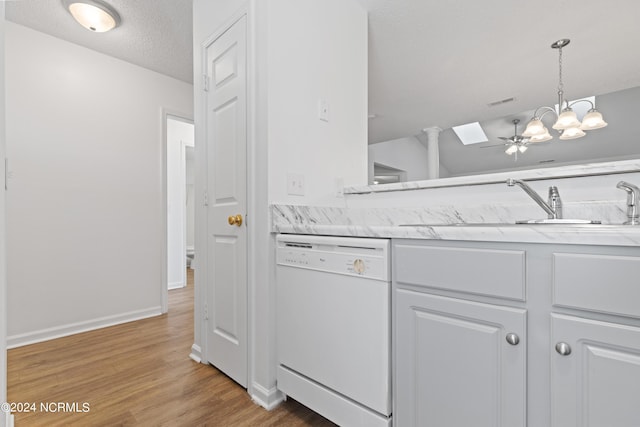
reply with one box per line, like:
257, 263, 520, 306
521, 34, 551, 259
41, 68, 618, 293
505, 333, 520, 346
228, 214, 243, 227
555, 342, 572, 356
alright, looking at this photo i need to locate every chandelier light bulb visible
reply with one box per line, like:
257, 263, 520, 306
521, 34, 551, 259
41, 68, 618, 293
559, 127, 586, 140
553, 109, 581, 130
522, 118, 546, 137
580, 109, 608, 130
529, 128, 553, 143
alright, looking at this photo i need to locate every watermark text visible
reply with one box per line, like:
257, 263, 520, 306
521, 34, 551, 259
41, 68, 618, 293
2, 402, 90, 413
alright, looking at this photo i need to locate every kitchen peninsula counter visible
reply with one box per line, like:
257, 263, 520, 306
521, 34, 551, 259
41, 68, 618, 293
271, 205, 640, 247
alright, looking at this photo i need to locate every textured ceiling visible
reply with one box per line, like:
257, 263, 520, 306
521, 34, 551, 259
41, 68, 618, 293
6, 0, 640, 167
5, 0, 193, 83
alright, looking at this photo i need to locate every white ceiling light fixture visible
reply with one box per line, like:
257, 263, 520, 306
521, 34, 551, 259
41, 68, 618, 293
62, 0, 121, 33
522, 39, 607, 142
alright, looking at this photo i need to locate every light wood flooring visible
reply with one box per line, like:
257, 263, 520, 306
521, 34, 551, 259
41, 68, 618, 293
8, 269, 335, 426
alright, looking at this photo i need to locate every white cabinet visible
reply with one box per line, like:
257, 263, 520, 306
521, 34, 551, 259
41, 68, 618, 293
393, 239, 640, 427
394, 241, 528, 427
395, 290, 526, 427
551, 314, 640, 427
550, 249, 640, 427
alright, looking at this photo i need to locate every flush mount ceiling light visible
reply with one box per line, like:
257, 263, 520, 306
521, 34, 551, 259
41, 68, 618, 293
62, 0, 121, 33
522, 39, 607, 142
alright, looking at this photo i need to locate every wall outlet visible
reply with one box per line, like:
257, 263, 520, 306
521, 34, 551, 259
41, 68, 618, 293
287, 173, 305, 196
318, 98, 329, 122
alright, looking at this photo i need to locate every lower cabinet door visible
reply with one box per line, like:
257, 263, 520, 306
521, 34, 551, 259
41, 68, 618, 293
551, 314, 640, 427
395, 289, 527, 427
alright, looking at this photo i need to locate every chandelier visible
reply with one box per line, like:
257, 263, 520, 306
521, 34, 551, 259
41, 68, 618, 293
522, 39, 607, 142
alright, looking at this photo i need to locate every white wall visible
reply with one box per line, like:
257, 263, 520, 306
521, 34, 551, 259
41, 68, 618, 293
5, 22, 194, 346
167, 118, 194, 289
266, 0, 368, 205
369, 136, 430, 182
259, 0, 367, 406
368, 135, 452, 183
0, 3, 8, 425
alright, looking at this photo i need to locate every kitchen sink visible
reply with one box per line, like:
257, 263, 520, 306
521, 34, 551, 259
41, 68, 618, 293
399, 220, 603, 227
399, 223, 509, 227
514, 218, 601, 224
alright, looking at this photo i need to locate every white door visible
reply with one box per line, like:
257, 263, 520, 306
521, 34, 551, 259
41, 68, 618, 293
551, 314, 640, 427
205, 15, 247, 387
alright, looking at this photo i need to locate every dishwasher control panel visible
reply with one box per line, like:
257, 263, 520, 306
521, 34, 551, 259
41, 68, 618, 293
276, 234, 389, 281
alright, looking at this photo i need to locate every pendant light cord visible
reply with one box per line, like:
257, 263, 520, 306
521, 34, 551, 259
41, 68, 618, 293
557, 46, 565, 111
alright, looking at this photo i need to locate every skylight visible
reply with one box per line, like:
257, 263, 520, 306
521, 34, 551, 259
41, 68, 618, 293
452, 122, 488, 145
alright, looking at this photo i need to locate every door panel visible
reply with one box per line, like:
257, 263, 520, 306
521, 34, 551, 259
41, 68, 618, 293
212, 236, 239, 342
395, 290, 526, 427
213, 44, 238, 87
205, 15, 247, 387
212, 99, 238, 201
551, 314, 640, 427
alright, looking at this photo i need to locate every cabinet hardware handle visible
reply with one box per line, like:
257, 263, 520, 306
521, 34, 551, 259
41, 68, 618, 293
506, 333, 520, 346
228, 214, 243, 227
555, 342, 572, 356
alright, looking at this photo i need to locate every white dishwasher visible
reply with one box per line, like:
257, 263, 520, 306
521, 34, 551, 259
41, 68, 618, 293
276, 234, 391, 427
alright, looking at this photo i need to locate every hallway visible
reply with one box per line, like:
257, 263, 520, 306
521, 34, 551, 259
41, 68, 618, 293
7, 270, 334, 426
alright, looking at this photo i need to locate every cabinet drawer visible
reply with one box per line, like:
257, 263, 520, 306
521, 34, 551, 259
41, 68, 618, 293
394, 244, 526, 300
553, 253, 640, 318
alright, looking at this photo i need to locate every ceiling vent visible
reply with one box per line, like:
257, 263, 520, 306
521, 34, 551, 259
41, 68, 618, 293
488, 97, 516, 107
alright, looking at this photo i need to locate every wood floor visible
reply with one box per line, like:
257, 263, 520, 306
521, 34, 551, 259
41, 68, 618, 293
8, 269, 335, 426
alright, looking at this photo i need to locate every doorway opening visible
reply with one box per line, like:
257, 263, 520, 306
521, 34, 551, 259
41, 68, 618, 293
164, 113, 195, 312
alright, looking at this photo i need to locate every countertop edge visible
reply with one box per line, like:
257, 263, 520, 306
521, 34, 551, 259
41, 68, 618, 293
345, 159, 640, 195
272, 224, 640, 247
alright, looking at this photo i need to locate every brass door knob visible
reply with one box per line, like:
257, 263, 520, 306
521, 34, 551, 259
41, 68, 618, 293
228, 214, 243, 226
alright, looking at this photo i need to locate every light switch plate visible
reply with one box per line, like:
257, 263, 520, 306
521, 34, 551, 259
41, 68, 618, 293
318, 98, 329, 122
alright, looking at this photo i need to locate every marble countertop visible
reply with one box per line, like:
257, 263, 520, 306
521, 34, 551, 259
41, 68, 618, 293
273, 222, 640, 247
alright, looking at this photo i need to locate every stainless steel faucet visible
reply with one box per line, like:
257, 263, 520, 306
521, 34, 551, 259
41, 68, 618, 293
506, 178, 563, 219
616, 181, 640, 225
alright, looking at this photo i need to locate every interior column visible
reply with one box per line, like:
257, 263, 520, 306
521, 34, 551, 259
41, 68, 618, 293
423, 127, 442, 179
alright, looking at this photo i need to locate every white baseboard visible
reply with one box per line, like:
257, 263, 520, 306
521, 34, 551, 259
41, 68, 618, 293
189, 343, 202, 363
7, 306, 163, 349
168, 281, 186, 290
251, 381, 285, 410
